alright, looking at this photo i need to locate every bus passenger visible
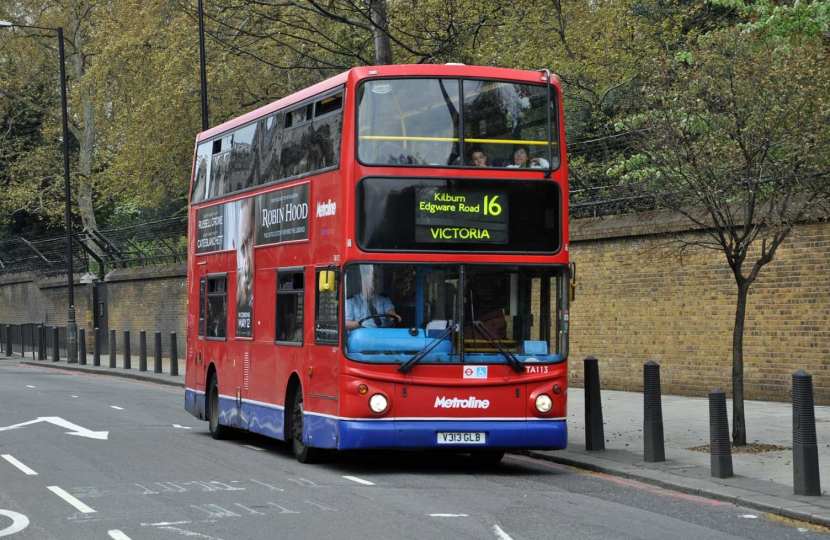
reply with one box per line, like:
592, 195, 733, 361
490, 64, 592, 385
469, 146, 488, 167
508, 144, 548, 169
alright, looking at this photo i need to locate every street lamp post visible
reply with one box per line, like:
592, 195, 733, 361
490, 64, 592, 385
197, 0, 210, 131
1, 21, 78, 363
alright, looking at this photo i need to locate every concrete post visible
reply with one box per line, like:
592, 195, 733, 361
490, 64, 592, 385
709, 389, 733, 478
109, 329, 116, 368
584, 356, 605, 451
79, 329, 86, 365
123, 330, 131, 370
51, 326, 60, 362
170, 332, 179, 376
644, 360, 665, 462
139, 330, 147, 372
93, 328, 101, 367
793, 370, 821, 496
154, 332, 162, 374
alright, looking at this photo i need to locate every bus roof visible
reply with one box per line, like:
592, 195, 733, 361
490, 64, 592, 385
196, 65, 560, 143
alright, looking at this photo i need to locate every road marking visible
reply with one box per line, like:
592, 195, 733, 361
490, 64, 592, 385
492, 524, 514, 540
0, 417, 108, 440
234, 503, 264, 515
343, 475, 375, 486
172, 424, 191, 429
111, 406, 124, 410
740, 514, 759, 519
156, 525, 223, 539
0, 509, 29, 537
141, 521, 191, 527
250, 479, 283, 491
243, 445, 265, 451
1, 455, 37, 476
108, 530, 132, 540
25, 385, 35, 389
267, 502, 299, 514
72, 395, 78, 398
304, 500, 336, 511
429, 513, 468, 517
47, 486, 96, 513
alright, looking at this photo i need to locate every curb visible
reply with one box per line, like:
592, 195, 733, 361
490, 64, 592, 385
521, 450, 830, 528
19, 361, 185, 389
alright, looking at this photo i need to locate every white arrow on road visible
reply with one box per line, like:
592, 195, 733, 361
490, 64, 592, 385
0, 417, 108, 440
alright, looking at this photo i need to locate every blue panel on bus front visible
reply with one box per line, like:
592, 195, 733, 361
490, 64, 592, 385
346, 328, 452, 362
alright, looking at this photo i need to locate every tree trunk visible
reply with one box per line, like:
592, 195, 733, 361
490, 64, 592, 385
71, 7, 98, 232
731, 282, 749, 446
369, 0, 394, 65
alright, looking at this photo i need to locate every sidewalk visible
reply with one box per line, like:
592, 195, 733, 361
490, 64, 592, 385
3, 350, 185, 388
529, 389, 830, 526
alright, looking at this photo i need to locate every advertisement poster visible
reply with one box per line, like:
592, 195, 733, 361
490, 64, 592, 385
255, 183, 310, 246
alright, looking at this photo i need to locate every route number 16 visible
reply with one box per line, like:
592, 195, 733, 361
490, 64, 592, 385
483, 195, 502, 216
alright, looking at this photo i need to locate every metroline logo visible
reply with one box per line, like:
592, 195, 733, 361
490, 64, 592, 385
434, 396, 491, 409
316, 199, 336, 217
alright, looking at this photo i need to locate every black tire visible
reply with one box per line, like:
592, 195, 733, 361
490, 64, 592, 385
208, 374, 229, 440
469, 450, 505, 466
290, 389, 322, 464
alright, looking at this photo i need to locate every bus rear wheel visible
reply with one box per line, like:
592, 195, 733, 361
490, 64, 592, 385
290, 389, 322, 464
469, 450, 505, 466
208, 374, 229, 440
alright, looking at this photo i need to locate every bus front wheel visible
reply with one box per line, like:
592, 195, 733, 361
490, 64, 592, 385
290, 389, 322, 464
208, 374, 229, 440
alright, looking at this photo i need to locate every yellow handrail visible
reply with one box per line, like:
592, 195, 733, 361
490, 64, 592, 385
359, 135, 558, 146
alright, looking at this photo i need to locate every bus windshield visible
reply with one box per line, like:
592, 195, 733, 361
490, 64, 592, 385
357, 78, 559, 170
343, 263, 565, 365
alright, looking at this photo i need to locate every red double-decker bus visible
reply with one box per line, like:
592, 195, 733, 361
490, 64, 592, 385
185, 64, 571, 464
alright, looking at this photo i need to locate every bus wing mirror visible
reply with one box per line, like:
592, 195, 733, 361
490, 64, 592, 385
318, 270, 336, 293
569, 262, 577, 303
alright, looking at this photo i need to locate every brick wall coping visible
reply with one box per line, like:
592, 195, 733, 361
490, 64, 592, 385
571, 208, 706, 242
105, 263, 187, 283
0, 273, 36, 286
36, 273, 91, 290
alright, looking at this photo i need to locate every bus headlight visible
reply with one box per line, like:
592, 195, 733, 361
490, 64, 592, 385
535, 394, 553, 413
369, 394, 388, 413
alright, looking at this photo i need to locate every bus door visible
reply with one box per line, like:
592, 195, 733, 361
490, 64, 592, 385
308, 266, 341, 449
194, 263, 208, 393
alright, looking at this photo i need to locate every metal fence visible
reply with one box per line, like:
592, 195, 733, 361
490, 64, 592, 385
0, 322, 68, 360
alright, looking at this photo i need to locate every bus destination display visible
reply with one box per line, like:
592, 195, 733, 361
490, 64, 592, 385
415, 187, 508, 244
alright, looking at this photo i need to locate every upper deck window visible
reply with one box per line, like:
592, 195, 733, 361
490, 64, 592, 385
357, 77, 559, 170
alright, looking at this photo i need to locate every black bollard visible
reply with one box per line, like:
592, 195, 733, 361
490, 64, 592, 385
123, 331, 131, 369
793, 370, 821, 496
170, 332, 178, 376
5, 325, 11, 356
51, 326, 60, 362
139, 330, 147, 372
709, 389, 733, 478
644, 360, 666, 462
584, 356, 605, 451
154, 332, 162, 373
93, 328, 101, 367
109, 329, 116, 368
38, 325, 45, 360
79, 329, 87, 365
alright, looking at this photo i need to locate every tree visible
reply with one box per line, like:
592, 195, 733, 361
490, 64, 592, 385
612, 25, 830, 444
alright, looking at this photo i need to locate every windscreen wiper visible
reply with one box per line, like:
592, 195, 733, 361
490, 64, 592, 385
471, 321, 525, 373
398, 325, 456, 374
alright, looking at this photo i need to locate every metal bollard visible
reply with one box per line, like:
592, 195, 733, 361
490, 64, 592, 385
793, 370, 821, 496
123, 331, 131, 369
584, 356, 605, 451
93, 328, 101, 366
38, 325, 45, 360
79, 329, 87, 365
154, 332, 162, 373
52, 326, 60, 362
5, 325, 11, 356
709, 389, 733, 478
170, 332, 178, 376
109, 329, 116, 368
644, 360, 665, 462
139, 330, 147, 372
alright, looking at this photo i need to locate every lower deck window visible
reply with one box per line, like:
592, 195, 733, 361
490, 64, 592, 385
206, 275, 228, 339
276, 271, 304, 344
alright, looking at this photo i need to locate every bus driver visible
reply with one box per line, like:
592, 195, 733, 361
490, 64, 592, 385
345, 265, 401, 329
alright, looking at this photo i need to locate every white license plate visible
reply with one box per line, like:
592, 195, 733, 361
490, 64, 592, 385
436, 432, 486, 445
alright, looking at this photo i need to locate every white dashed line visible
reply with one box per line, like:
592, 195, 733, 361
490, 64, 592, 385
429, 514, 469, 517
243, 445, 265, 451
740, 514, 759, 519
47, 485, 96, 513
25, 385, 35, 389
492, 524, 515, 540
108, 530, 132, 540
72, 395, 78, 398
172, 424, 192, 429
111, 406, 124, 410
2, 454, 38, 476
343, 475, 375, 486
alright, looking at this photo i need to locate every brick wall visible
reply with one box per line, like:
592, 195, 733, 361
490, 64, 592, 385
569, 212, 830, 405
0, 273, 93, 328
